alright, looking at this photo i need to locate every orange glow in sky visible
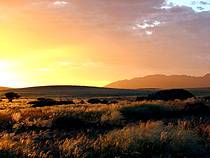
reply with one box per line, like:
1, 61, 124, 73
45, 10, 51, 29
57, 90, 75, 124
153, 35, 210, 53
0, 0, 209, 87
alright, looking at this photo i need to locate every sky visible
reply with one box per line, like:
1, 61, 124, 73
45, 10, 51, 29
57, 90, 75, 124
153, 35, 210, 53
0, 0, 210, 88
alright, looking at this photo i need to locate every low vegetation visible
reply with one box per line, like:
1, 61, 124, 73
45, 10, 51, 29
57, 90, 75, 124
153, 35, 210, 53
87, 98, 118, 105
146, 89, 195, 101
4, 92, 20, 103
0, 89, 209, 157
28, 98, 75, 107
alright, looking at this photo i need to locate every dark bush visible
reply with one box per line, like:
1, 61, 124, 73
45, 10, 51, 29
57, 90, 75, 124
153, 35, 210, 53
203, 96, 210, 102
147, 89, 195, 101
87, 98, 117, 104
4, 92, 20, 102
136, 96, 148, 101
121, 102, 210, 121
120, 104, 171, 120
108, 100, 119, 104
87, 98, 109, 104
52, 115, 87, 130
101, 99, 109, 104
29, 98, 57, 107
57, 100, 75, 105
0, 150, 17, 158
184, 102, 209, 114
29, 98, 75, 107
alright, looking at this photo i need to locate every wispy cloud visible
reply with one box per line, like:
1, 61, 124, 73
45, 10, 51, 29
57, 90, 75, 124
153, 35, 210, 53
132, 19, 161, 36
52, 1, 69, 8
145, 31, 153, 36
135, 20, 161, 29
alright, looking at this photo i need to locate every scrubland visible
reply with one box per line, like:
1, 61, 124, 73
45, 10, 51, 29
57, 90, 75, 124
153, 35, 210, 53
0, 98, 210, 158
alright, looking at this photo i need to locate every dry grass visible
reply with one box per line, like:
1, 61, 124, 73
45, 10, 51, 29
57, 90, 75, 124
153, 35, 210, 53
0, 98, 209, 157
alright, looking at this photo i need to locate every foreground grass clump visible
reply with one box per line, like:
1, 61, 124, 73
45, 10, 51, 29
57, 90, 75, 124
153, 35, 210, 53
0, 111, 14, 131
95, 123, 205, 157
59, 121, 209, 158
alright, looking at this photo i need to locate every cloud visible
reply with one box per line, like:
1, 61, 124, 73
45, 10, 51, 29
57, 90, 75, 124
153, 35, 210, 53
53, 1, 69, 8
145, 31, 153, 35
161, 0, 210, 13
132, 19, 161, 36
135, 20, 161, 29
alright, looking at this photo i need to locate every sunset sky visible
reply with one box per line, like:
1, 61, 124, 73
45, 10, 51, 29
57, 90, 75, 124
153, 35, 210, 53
0, 0, 210, 88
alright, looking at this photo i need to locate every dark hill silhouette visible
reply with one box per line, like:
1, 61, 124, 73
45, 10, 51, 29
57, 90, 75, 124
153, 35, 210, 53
106, 73, 210, 89
0, 85, 153, 98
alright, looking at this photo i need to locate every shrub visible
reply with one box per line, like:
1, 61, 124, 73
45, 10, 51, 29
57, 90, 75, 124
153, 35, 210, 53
52, 115, 88, 130
29, 98, 75, 107
87, 98, 117, 105
184, 102, 209, 115
100, 99, 109, 104
120, 104, 175, 120
4, 92, 20, 102
147, 89, 195, 101
57, 100, 75, 105
136, 96, 148, 102
108, 100, 119, 104
29, 98, 57, 107
203, 96, 210, 102
87, 98, 108, 104
0, 150, 17, 158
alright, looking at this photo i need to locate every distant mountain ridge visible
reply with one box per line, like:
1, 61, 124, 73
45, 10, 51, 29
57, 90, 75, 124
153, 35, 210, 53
106, 73, 210, 89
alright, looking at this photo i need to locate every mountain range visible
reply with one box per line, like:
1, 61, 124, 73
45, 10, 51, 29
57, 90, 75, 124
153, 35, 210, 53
106, 74, 210, 89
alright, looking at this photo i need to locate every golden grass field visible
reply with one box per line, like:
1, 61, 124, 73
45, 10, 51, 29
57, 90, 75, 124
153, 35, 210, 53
0, 94, 210, 158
